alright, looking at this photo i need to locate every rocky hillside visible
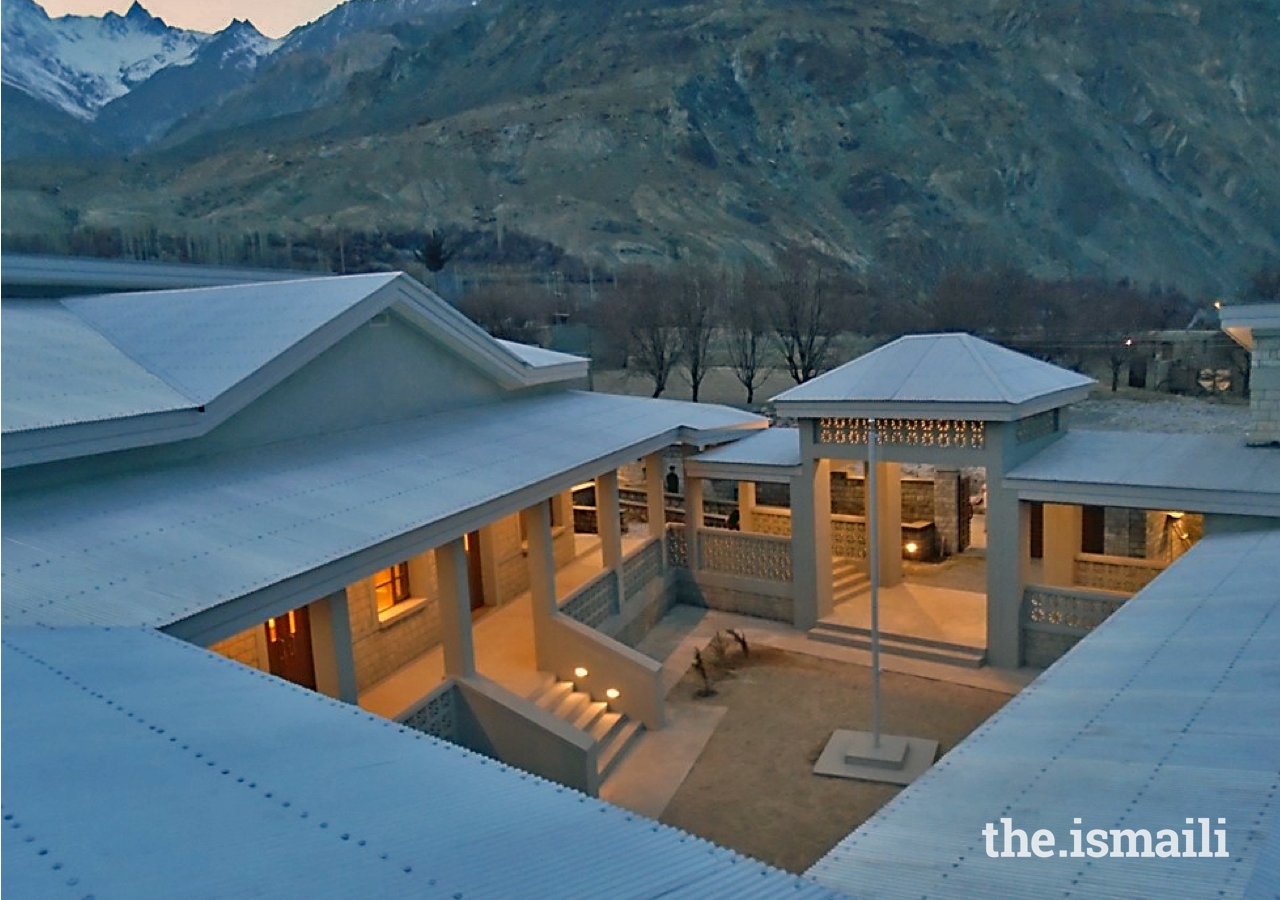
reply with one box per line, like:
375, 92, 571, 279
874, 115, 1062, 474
4, 0, 1278, 296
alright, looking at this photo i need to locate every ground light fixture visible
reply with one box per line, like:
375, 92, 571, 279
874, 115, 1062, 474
815, 417, 938, 786
904, 541, 919, 556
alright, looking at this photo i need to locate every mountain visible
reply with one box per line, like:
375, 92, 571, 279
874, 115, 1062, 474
3, 0, 1278, 298
91, 19, 278, 152
1, 0, 209, 120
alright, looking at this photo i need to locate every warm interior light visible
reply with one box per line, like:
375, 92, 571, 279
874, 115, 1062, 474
1214, 300, 1224, 310
605, 688, 620, 700
573, 667, 589, 679
1168, 511, 1185, 520
905, 541, 919, 555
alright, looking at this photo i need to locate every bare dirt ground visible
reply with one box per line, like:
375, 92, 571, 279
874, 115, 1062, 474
658, 647, 1009, 873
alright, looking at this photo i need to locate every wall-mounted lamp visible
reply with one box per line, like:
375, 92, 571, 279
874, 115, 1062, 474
605, 688, 620, 700
573, 667, 589, 679
905, 541, 919, 556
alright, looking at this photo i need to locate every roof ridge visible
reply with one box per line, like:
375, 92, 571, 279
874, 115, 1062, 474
958, 333, 1017, 403
59, 298, 204, 405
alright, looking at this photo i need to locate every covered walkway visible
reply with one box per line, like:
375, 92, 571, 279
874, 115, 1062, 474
361, 534, 650, 718
822, 582, 987, 651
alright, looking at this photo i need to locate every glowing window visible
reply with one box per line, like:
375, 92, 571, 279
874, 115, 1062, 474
374, 562, 412, 613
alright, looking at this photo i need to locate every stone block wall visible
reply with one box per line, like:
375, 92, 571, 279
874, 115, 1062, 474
671, 570, 795, 623
1103, 507, 1149, 558
1248, 332, 1280, 445
210, 626, 264, 671
347, 552, 445, 693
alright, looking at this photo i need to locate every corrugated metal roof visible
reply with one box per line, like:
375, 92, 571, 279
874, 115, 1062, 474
496, 339, 587, 369
809, 527, 1280, 900
773, 334, 1093, 411
62, 273, 399, 404
1005, 431, 1280, 516
1, 625, 845, 900
1, 252, 311, 298
694, 427, 801, 469
2, 300, 193, 430
2, 390, 762, 630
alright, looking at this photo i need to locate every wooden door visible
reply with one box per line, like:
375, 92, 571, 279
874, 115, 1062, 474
264, 607, 316, 689
464, 530, 485, 611
1029, 502, 1044, 560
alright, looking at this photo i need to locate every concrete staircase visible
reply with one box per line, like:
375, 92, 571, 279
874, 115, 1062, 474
528, 676, 644, 784
832, 557, 870, 603
811, 557, 986, 668
809, 619, 987, 667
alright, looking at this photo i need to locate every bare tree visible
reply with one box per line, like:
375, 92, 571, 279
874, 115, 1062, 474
601, 270, 681, 398
770, 250, 845, 384
674, 273, 719, 402
726, 267, 773, 405
457, 284, 544, 343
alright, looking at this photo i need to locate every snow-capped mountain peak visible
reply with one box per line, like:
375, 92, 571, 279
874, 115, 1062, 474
0, 0, 265, 120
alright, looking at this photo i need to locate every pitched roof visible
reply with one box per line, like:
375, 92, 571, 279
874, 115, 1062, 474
1005, 431, 1280, 517
2, 390, 762, 640
1, 625, 844, 900
772, 333, 1094, 421
809, 527, 1280, 900
687, 427, 801, 483
2, 273, 588, 466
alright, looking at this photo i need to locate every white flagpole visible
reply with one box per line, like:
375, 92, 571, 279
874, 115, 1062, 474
868, 418, 882, 748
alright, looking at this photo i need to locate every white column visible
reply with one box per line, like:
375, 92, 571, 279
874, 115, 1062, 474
308, 590, 358, 703
522, 501, 558, 672
435, 539, 476, 677
986, 487, 1030, 669
737, 481, 756, 531
685, 473, 705, 571
875, 461, 903, 588
595, 471, 624, 571
792, 423, 832, 629
1042, 503, 1082, 587
645, 452, 667, 539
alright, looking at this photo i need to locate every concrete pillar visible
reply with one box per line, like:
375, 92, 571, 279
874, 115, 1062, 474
1247, 331, 1280, 446
986, 487, 1031, 669
737, 481, 756, 532
435, 539, 477, 677
874, 461, 903, 588
792, 424, 833, 629
933, 468, 962, 555
644, 451, 666, 539
522, 501, 558, 671
308, 590, 359, 703
595, 471, 624, 571
1042, 503, 1082, 587
685, 474, 705, 570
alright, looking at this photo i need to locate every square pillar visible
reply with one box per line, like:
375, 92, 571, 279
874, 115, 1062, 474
645, 452, 667, 539
1042, 503, 1082, 587
595, 470, 624, 571
308, 590, 359, 703
737, 481, 756, 532
933, 468, 962, 555
792, 424, 833, 629
874, 461, 903, 588
986, 486, 1031, 669
522, 501, 558, 671
684, 472, 705, 570
435, 539, 477, 677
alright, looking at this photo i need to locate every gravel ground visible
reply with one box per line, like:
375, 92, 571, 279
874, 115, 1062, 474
659, 648, 1009, 873
1048, 387, 1247, 434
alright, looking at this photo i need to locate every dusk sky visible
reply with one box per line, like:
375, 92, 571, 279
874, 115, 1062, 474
37, 1, 347, 38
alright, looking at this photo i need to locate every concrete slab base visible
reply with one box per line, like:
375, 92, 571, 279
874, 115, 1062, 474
813, 729, 938, 785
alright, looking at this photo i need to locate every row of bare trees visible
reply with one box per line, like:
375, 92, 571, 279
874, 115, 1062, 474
589, 250, 866, 402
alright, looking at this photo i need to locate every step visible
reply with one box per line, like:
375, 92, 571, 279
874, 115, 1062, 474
572, 699, 609, 733
551, 690, 591, 722
597, 718, 644, 782
813, 618, 985, 655
808, 624, 987, 668
531, 679, 574, 712
588, 709, 625, 745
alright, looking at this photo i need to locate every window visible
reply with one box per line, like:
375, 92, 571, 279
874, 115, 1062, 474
374, 562, 412, 613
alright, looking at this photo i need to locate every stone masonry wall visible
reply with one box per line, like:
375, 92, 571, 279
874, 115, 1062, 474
1248, 332, 1280, 445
